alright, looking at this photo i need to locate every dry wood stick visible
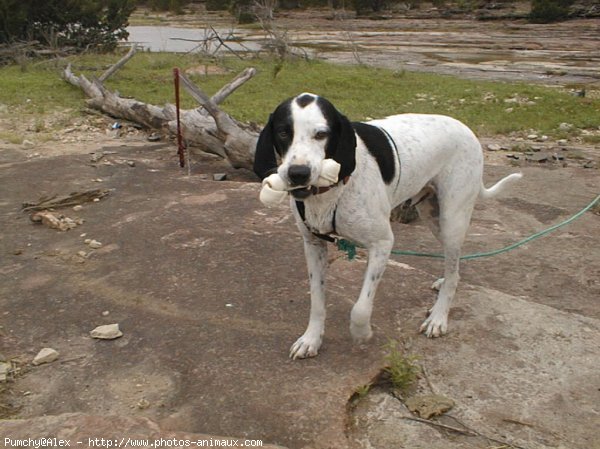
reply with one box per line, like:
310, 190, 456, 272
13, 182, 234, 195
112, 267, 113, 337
98, 44, 137, 83
208, 25, 244, 60
211, 67, 257, 105
400, 415, 479, 436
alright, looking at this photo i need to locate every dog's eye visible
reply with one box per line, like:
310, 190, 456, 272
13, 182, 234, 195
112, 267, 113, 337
314, 130, 329, 141
277, 130, 289, 140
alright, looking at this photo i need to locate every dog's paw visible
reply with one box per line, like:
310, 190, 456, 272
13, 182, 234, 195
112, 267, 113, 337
419, 312, 448, 338
289, 334, 322, 360
431, 278, 445, 291
350, 321, 373, 344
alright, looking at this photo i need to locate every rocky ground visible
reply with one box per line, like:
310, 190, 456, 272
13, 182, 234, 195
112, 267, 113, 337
1, 8, 599, 449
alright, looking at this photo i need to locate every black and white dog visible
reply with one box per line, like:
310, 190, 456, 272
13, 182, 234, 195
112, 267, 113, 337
254, 93, 521, 359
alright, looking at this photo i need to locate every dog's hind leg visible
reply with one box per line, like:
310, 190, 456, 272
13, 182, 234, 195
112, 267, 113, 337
420, 200, 474, 338
290, 235, 329, 359
414, 187, 445, 291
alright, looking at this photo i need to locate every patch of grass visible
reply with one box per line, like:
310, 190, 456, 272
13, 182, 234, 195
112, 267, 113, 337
0, 131, 23, 144
382, 339, 420, 395
583, 135, 600, 145
1, 52, 598, 139
353, 383, 371, 398
0, 62, 84, 112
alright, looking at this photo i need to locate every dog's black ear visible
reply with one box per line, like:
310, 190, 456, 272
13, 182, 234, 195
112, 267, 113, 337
253, 114, 278, 180
334, 112, 357, 180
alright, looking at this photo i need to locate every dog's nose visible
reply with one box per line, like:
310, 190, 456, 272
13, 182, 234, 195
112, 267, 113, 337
288, 164, 311, 186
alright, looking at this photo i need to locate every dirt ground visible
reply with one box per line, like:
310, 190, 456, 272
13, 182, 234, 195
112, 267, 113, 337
1, 10, 600, 449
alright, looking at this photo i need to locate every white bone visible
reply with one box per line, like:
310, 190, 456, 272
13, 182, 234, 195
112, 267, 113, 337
259, 182, 288, 207
315, 159, 341, 187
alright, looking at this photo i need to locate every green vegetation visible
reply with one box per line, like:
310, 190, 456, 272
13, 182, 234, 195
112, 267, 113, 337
382, 339, 420, 395
530, 0, 574, 22
0, 0, 135, 51
0, 53, 598, 139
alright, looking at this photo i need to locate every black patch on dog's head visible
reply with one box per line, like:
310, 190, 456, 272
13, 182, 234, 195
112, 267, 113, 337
296, 94, 316, 108
352, 122, 396, 184
253, 99, 294, 180
315, 97, 357, 180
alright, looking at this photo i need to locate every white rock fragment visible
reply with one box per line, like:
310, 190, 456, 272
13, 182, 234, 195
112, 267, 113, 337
558, 122, 573, 131
32, 348, 59, 366
90, 323, 123, 340
0, 361, 11, 381
88, 240, 102, 249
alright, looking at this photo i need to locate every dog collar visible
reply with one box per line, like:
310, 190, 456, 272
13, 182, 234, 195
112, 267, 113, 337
290, 175, 350, 199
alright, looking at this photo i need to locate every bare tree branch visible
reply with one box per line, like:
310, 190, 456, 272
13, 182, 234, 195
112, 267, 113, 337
99, 44, 137, 83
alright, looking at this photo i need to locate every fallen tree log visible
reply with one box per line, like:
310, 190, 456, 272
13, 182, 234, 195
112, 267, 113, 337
63, 47, 259, 170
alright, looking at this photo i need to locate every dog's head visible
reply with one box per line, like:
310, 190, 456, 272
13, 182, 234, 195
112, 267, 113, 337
253, 93, 356, 199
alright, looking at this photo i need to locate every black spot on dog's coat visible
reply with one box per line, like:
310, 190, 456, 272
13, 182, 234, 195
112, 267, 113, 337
296, 94, 315, 108
352, 122, 396, 184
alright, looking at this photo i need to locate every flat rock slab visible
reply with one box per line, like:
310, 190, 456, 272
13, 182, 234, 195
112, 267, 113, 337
0, 145, 598, 448
350, 284, 600, 448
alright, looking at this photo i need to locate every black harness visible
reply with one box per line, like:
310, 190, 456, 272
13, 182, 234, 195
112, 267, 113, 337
295, 200, 338, 243
293, 124, 400, 244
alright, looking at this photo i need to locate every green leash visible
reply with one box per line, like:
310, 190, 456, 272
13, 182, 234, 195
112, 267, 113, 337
336, 194, 600, 261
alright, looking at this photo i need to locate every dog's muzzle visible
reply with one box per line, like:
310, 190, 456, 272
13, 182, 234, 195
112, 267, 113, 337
287, 164, 312, 186
287, 164, 314, 199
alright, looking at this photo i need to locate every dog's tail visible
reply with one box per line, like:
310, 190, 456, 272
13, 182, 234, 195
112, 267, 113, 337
479, 172, 522, 200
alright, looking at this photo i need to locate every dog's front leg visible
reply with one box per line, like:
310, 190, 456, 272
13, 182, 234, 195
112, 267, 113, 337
350, 238, 393, 343
290, 236, 328, 359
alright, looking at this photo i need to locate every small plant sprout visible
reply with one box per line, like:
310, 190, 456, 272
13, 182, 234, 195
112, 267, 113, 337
382, 339, 421, 396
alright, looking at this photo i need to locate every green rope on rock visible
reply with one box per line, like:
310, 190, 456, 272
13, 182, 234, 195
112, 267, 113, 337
336, 194, 600, 261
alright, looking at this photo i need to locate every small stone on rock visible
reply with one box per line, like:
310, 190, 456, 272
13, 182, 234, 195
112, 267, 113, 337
73, 205, 83, 211
102, 311, 110, 316
32, 348, 59, 366
147, 133, 161, 142
0, 361, 11, 382
90, 323, 123, 340
213, 173, 227, 181
405, 394, 455, 419
487, 144, 502, 151
527, 153, 549, 163
88, 240, 102, 249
